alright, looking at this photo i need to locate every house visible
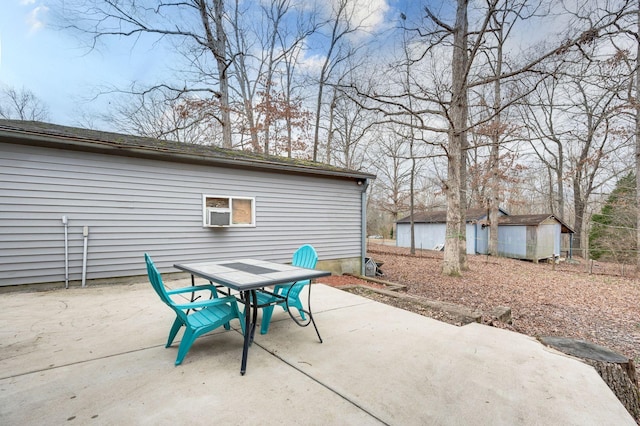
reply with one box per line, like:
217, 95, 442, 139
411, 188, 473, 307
396, 208, 508, 255
396, 209, 574, 261
494, 214, 574, 262
0, 120, 375, 288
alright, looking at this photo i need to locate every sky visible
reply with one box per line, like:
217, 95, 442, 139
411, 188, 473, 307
0, 0, 208, 128
0, 0, 411, 131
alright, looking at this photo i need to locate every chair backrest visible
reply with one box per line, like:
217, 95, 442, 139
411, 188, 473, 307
145, 253, 178, 310
291, 244, 318, 269
281, 245, 318, 299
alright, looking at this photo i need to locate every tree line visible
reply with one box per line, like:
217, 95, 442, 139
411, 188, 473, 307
6, 0, 640, 275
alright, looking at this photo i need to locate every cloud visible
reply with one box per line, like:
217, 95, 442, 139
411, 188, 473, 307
298, 52, 326, 74
26, 4, 49, 34
20, 0, 37, 4
350, 0, 390, 33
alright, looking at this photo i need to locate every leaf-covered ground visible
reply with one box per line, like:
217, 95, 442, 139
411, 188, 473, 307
323, 242, 640, 366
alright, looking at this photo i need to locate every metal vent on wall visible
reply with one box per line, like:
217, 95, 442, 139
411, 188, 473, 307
208, 210, 231, 226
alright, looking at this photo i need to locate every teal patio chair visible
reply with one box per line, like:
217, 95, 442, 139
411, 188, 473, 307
256, 244, 318, 335
145, 253, 245, 365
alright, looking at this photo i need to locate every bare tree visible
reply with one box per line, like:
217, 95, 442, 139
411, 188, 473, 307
228, 0, 262, 152
354, 1, 625, 275
326, 68, 378, 170
479, 0, 541, 256
633, 1, 640, 273
606, 0, 640, 271
636, 2, 640, 272
518, 72, 568, 218
370, 129, 414, 223
259, 0, 290, 155
59, 0, 234, 147
522, 44, 632, 255
0, 86, 50, 121
104, 89, 222, 144
567, 61, 629, 254
310, 0, 372, 162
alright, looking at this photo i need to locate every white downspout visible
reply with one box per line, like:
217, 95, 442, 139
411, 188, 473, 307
62, 216, 69, 289
359, 179, 370, 276
81, 226, 89, 288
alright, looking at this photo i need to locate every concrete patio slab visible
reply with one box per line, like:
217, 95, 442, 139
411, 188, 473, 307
0, 280, 635, 425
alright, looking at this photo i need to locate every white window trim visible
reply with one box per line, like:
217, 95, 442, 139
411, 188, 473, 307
202, 194, 256, 228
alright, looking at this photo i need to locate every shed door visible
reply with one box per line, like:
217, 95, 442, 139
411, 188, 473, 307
537, 224, 556, 259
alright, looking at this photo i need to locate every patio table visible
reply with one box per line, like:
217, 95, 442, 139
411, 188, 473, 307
173, 258, 331, 375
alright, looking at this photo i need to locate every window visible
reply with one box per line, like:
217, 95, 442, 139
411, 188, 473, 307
202, 195, 255, 227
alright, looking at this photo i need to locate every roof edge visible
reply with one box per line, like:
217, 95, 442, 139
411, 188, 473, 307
0, 120, 376, 181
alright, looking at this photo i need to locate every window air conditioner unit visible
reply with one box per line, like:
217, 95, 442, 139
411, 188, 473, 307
207, 208, 231, 226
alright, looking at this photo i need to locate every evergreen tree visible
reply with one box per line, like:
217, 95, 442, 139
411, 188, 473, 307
589, 173, 636, 261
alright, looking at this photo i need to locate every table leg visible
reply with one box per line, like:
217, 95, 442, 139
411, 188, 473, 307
240, 289, 259, 375
189, 274, 195, 302
306, 283, 323, 343
284, 282, 323, 343
250, 290, 258, 343
187, 274, 198, 315
240, 290, 250, 375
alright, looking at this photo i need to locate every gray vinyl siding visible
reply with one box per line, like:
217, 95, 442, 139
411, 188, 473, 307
0, 142, 363, 286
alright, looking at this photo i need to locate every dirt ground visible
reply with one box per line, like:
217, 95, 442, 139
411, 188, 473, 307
322, 242, 640, 367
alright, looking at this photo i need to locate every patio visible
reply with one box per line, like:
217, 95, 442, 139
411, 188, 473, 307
0, 279, 634, 425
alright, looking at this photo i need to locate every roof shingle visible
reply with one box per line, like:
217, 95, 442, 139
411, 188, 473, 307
0, 119, 375, 180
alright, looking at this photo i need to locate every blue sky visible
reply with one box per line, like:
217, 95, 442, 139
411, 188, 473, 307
0, 0, 181, 127
0, 0, 418, 129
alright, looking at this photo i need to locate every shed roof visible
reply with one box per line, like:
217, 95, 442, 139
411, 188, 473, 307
497, 214, 574, 234
397, 209, 574, 234
0, 120, 376, 181
396, 208, 498, 224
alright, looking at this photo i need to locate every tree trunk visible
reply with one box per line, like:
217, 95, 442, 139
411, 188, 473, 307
410, 153, 416, 255
246, 98, 261, 152
443, 0, 469, 276
573, 180, 585, 256
540, 336, 640, 422
590, 360, 640, 421
326, 89, 337, 165
444, 145, 465, 275
488, 24, 503, 257
199, 0, 232, 149
488, 141, 499, 256
636, 2, 640, 273
555, 158, 565, 218
460, 125, 469, 271
213, 0, 232, 149
313, 70, 326, 162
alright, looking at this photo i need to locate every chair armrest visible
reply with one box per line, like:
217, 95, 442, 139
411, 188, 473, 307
272, 282, 293, 294
254, 289, 285, 307
256, 288, 281, 298
166, 284, 217, 296
174, 295, 237, 310
274, 280, 309, 293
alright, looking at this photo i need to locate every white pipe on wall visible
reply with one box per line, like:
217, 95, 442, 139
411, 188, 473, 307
359, 179, 369, 276
81, 226, 89, 288
62, 216, 69, 289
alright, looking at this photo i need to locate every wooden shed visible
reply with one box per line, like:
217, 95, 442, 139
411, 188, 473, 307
495, 214, 574, 262
395, 208, 508, 254
0, 120, 375, 288
396, 209, 573, 261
